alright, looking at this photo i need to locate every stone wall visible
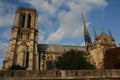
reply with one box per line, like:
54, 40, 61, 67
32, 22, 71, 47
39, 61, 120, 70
0, 69, 120, 80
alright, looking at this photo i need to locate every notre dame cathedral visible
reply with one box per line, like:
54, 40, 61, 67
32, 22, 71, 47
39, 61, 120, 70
2, 7, 120, 70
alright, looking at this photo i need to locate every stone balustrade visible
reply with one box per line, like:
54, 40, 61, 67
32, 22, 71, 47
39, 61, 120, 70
0, 69, 120, 80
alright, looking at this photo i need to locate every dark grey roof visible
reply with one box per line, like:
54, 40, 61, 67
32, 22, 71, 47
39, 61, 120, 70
38, 44, 86, 53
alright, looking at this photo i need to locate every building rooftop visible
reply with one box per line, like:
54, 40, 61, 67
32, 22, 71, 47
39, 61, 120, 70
38, 44, 86, 53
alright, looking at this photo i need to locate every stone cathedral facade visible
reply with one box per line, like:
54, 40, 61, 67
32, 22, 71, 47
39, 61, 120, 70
82, 16, 119, 69
2, 7, 119, 70
2, 7, 39, 70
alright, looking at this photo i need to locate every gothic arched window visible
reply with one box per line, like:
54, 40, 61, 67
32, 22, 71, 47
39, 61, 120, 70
27, 14, 31, 28
19, 13, 25, 28
18, 33, 23, 40
26, 52, 29, 67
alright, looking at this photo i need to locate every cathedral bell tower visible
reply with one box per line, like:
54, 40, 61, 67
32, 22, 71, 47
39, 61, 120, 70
2, 7, 39, 70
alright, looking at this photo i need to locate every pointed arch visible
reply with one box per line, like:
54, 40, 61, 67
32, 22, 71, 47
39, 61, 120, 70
27, 14, 31, 28
19, 13, 26, 27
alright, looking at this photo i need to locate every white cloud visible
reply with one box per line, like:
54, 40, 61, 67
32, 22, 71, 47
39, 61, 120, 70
38, 29, 45, 43
1, 30, 11, 40
47, 0, 107, 43
0, 2, 16, 26
0, 42, 8, 54
0, 2, 15, 55
20, 0, 108, 43
0, 41, 8, 69
0, 13, 15, 27
80, 42, 85, 46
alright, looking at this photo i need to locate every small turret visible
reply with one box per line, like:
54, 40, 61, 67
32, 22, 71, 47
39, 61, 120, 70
109, 29, 115, 41
94, 28, 99, 40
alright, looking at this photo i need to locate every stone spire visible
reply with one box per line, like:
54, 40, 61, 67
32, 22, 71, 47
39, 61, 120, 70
109, 29, 114, 41
94, 28, 99, 40
82, 14, 92, 50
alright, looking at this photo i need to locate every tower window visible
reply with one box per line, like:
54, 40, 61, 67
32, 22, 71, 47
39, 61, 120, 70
26, 52, 29, 67
19, 13, 26, 28
18, 33, 22, 39
27, 14, 31, 28
18, 34, 21, 39
21, 14, 25, 27
23, 52, 29, 68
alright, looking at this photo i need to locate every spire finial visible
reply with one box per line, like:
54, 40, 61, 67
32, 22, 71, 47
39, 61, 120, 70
81, 14, 87, 34
94, 27, 99, 40
109, 29, 114, 41
81, 14, 89, 36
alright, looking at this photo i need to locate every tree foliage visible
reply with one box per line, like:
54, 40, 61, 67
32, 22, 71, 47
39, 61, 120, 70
56, 49, 95, 70
8, 65, 26, 70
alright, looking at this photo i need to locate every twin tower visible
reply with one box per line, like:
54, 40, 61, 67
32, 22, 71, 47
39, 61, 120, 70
2, 7, 39, 70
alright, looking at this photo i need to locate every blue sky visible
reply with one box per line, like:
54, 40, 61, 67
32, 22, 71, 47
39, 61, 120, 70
0, 0, 120, 68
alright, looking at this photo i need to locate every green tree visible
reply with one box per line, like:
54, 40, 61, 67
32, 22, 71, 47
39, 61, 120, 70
56, 49, 95, 70
8, 65, 26, 70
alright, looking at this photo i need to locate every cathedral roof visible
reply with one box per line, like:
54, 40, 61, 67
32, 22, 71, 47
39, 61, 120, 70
38, 44, 86, 53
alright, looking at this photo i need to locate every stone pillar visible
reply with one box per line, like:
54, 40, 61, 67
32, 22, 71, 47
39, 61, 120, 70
23, 32, 26, 40
14, 11, 20, 27
24, 13, 28, 28
27, 51, 33, 70
43, 54, 47, 70
31, 14, 35, 28
12, 29, 18, 39
40, 53, 44, 70
21, 52, 24, 66
44, 60, 47, 70
35, 14, 38, 29
35, 54, 39, 70
35, 43, 39, 70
